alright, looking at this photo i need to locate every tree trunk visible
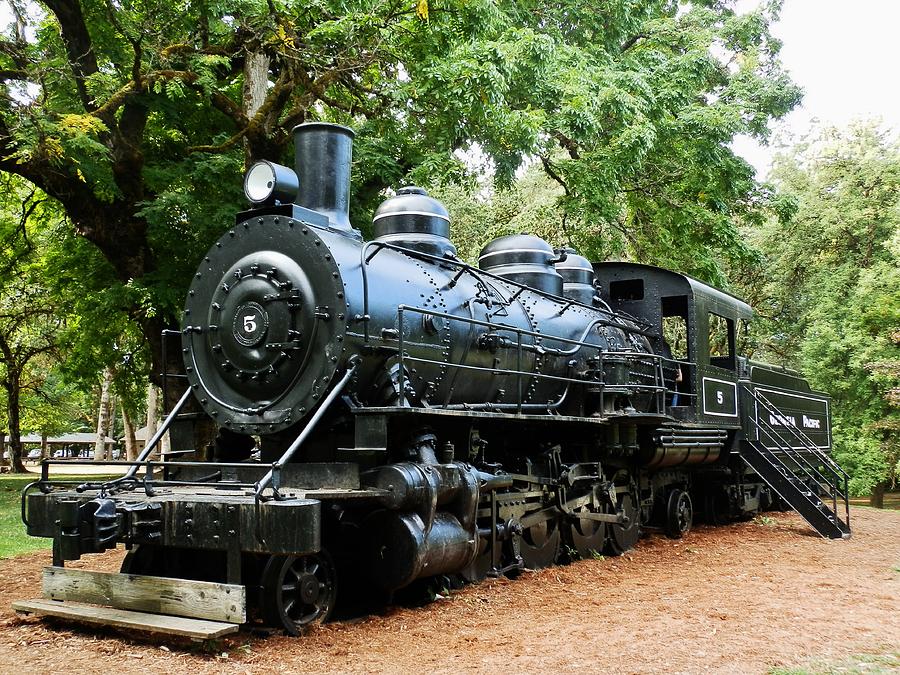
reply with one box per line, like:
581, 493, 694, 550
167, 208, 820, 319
94, 368, 113, 462
869, 481, 886, 509
121, 400, 138, 462
160, 426, 171, 460
40, 433, 49, 461
106, 394, 117, 461
145, 382, 159, 459
242, 49, 270, 166
4, 370, 26, 473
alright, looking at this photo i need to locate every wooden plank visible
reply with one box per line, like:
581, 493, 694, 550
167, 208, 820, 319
42, 567, 246, 624
12, 599, 239, 640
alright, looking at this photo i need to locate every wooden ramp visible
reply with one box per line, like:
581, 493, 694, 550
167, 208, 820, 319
11, 566, 247, 640
13, 599, 239, 639
41, 567, 246, 623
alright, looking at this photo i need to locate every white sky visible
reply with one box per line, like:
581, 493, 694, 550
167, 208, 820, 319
732, 0, 900, 178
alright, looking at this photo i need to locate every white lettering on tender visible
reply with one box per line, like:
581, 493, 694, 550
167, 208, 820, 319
769, 413, 797, 427
802, 415, 821, 429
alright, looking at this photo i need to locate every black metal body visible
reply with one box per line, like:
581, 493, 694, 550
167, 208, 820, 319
21, 123, 849, 633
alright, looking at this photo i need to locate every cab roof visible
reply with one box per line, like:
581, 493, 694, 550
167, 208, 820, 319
592, 261, 753, 321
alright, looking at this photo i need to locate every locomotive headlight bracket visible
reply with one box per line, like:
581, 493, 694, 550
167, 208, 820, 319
243, 160, 299, 206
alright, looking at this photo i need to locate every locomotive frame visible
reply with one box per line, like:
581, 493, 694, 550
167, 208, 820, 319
18, 123, 850, 637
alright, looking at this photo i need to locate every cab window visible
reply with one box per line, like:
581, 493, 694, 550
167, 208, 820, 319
662, 315, 688, 360
708, 312, 735, 369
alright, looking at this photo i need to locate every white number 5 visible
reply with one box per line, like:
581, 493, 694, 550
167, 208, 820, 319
243, 315, 257, 333
716, 390, 724, 405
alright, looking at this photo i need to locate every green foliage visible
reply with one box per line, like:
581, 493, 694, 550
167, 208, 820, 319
0, 0, 799, 346
741, 122, 900, 496
401, 2, 798, 284
19, 357, 94, 438
0, 175, 130, 457
434, 164, 567, 263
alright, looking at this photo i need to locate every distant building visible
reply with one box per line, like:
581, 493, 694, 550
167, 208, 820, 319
14, 433, 117, 461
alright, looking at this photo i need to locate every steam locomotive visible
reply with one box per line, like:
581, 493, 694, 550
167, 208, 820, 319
21, 123, 850, 636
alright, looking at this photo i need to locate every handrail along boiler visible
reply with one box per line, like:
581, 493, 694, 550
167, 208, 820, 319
20, 123, 850, 635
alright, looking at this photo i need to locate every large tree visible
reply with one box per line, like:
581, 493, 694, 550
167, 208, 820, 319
0, 0, 799, 381
740, 122, 900, 504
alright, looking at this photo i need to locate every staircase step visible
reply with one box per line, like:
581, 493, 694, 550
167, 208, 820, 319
740, 439, 850, 539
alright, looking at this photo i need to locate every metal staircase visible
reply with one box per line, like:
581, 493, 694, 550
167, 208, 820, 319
740, 385, 851, 539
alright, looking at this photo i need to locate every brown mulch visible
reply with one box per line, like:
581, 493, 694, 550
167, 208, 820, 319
1, 509, 898, 674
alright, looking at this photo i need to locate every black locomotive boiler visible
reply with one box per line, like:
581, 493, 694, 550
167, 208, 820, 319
20, 123, 851, 636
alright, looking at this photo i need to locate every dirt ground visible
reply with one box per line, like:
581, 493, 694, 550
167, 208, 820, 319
1, 508, 897, 675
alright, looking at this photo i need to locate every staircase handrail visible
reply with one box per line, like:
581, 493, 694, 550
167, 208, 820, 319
754, 417, 839, 498
742, 384, 849, 483
753, 413, 842, 503
755, 390, 849, 483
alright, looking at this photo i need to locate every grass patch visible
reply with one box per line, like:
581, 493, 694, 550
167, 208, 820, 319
771, 651, 900, 675
0, 473, 117, 559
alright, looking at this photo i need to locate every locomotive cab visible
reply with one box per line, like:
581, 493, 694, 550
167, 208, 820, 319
592, 262, 752, 426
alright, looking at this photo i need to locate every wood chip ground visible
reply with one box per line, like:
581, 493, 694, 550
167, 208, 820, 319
0, 508, 897, 674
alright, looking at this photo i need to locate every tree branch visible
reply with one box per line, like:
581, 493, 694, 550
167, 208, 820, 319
103, 0, 143, 83
0, 69, 29, 81
90, 69, 199, 118
552, 130, 580, 160
42, 0, 101, 111
620, 33, 647, 52
541, 156, 570, 195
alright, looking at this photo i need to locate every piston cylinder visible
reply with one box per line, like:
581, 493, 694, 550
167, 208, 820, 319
362, 510, 478, 591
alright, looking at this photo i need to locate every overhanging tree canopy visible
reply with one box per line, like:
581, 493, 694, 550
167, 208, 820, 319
0, 0, 799, 375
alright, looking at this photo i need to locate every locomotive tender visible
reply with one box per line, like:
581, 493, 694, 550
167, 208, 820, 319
20, 123, 851, 636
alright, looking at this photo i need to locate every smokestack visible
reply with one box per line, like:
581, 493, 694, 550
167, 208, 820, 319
292, 122, 355, 234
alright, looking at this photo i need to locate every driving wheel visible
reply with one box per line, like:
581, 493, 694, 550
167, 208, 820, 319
605, 491, 640, 555
566, 504, 608, 559
517, 518, 561, 570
